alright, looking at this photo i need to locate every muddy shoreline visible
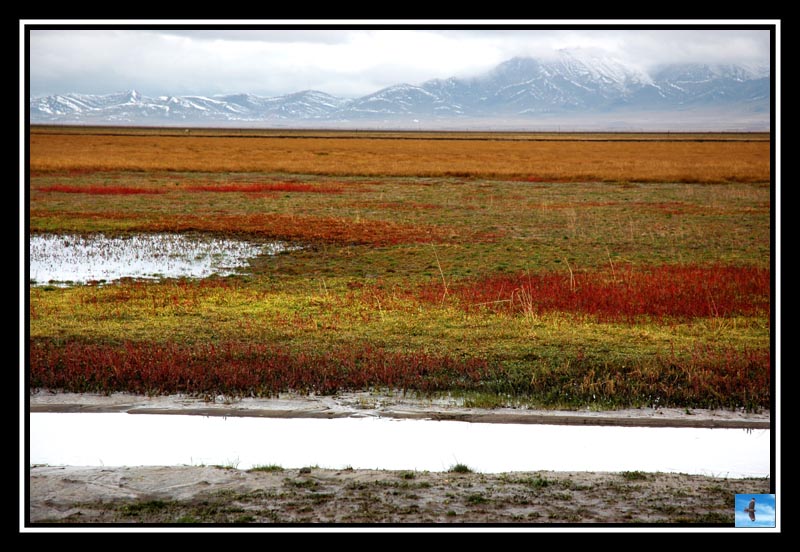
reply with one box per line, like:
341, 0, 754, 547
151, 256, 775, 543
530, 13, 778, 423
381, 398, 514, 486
29, 391, 771, 428
27, 391, 772, 526
29, 466, 770, 525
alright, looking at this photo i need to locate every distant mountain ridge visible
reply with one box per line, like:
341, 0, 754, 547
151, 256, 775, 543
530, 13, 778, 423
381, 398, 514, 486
30, 49, 770, 130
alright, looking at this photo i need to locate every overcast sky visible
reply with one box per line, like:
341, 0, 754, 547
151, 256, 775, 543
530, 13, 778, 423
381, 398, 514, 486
27, 27, 772, 98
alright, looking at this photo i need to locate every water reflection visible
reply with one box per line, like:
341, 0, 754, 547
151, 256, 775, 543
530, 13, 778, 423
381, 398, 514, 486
30, 413, 770, 477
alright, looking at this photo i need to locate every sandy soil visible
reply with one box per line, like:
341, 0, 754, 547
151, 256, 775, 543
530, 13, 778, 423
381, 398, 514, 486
29, 465, 769, 525
26, 391, 771, 526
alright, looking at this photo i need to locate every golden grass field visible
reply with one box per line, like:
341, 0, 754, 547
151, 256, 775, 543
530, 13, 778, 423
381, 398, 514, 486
29, 127, 770, 183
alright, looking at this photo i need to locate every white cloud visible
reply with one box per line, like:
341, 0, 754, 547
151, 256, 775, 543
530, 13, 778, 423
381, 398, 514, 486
735, 495, 776, 527
28, 27, 772, 98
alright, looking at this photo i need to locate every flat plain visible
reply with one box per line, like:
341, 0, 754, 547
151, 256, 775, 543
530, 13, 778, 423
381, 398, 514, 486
27, 127, 773, 526
29, 127, 771, 411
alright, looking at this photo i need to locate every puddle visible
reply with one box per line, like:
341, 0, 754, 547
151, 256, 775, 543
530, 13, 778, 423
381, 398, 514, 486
29, 413, 769, 477
29, 233, 294, 285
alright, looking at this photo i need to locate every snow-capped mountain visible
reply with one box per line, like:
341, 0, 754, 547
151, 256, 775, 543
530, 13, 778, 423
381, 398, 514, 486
30, 89, 349, 123
217, 90, 351, 119
30, 50, 770, 129
648, 63, 770, 110
341, 84, 448, 117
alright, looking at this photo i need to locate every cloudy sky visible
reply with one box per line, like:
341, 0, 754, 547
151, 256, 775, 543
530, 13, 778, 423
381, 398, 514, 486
734, 494, 777, 528
27, 26, 772, 98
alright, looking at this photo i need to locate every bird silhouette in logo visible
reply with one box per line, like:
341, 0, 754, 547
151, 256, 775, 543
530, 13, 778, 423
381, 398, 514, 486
743, 497, 756, 522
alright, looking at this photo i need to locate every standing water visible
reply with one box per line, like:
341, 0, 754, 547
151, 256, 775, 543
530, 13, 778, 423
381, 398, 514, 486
30, 413, 769, 478
29, 233, 295, 285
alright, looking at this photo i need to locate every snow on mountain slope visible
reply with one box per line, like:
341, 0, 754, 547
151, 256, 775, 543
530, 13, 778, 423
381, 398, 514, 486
30, 54, 770, 127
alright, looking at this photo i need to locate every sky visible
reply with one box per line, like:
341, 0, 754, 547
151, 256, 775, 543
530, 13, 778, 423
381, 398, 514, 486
26, 26, 772, 99
734, 494, 776, 528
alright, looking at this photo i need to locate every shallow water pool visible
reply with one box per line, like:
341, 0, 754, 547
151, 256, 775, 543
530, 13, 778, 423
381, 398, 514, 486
29, 233, 294, 285
29, 413, 769, 477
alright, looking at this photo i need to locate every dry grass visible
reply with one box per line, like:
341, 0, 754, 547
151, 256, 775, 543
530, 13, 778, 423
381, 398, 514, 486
28, 210, 459, 246
29, 132, 770, 183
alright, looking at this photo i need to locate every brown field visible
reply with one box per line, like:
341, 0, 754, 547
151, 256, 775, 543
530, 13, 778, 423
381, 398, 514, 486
29, 128, 770, 183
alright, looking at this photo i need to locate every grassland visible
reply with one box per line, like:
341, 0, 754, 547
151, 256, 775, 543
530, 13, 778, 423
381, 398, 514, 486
27, 128, 772, 410
30, 127, 770, 183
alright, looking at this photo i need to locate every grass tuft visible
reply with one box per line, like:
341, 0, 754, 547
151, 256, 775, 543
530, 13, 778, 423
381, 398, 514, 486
248, 465, 284, 473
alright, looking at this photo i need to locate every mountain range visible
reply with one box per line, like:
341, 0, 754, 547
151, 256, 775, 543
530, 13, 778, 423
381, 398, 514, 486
29, 49, 771, 130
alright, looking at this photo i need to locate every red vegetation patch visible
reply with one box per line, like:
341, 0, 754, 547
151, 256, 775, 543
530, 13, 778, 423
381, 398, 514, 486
28, 340, 770, 408
29, 341, 492, 397
185, 182, 344, 194
242, 192, 280, 199
421, 264, 770, 322
38, 185, 166, 195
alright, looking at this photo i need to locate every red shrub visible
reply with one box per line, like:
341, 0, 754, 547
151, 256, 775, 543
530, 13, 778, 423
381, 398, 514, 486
29, 340, 492, 397
28, 339, 770, 408
421, 264, 770, 322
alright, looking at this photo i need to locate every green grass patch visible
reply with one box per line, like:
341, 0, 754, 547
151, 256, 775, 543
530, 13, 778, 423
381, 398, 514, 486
448, 464, 473, 474
620, 471, 651, 481
466, 493, 489, 505
120, 500, 169, 516
248, 465, 284, 473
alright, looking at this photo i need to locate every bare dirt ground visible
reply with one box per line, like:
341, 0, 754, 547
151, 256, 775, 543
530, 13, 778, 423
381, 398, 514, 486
29, 465, 769, 525
27, 391, 771, 527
